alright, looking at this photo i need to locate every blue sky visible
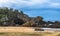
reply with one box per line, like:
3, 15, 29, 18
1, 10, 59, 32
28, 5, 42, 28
0, 0, 60, 21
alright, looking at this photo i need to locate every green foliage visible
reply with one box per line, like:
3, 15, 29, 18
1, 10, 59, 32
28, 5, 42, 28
0, 7, 25, 26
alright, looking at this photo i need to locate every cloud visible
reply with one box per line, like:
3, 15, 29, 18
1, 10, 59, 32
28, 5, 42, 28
0, 0, 50, 8
0, 0, 60, 8
50, 3, 60, 7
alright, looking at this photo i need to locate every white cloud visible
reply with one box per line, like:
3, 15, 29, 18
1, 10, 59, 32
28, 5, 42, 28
0, 0, 60, 8
26, 0, 49, 5
50, 3, 60, 7
0, 0, 50, 8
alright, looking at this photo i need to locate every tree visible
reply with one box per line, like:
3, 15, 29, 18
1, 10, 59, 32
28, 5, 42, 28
36, 16, 43, 22
36, 16, 43, 26
54, 21, 59, 23
14, 9, 19, 13
10, 8, 13, 11
20, 11, 24, 15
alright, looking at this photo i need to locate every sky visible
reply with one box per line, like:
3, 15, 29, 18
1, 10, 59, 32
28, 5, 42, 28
0, 0, 60, 21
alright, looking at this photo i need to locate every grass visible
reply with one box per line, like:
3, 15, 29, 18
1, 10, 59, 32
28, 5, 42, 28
57, 34, 60, 36
0, 32, 59, 36
0, 32, 42, 36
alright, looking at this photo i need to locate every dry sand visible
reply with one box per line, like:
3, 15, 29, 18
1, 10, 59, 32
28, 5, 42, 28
0, 27, 60, 36
0, 27, 35, 32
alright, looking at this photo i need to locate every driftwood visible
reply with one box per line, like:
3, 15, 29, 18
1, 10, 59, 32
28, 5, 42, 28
35, 28, 44, 31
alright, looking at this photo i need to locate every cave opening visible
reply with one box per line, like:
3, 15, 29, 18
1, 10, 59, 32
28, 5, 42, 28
14, 18, 24, 26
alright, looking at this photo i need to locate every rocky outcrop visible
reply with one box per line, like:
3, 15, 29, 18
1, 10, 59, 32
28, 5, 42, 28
0, 7, 45, 27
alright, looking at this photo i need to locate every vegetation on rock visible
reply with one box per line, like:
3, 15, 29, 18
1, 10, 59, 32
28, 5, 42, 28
0, 7, 60, 28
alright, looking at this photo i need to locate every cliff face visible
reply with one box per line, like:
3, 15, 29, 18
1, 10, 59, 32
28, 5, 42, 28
0, 7, 46, 27
0, 7, 31, 26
